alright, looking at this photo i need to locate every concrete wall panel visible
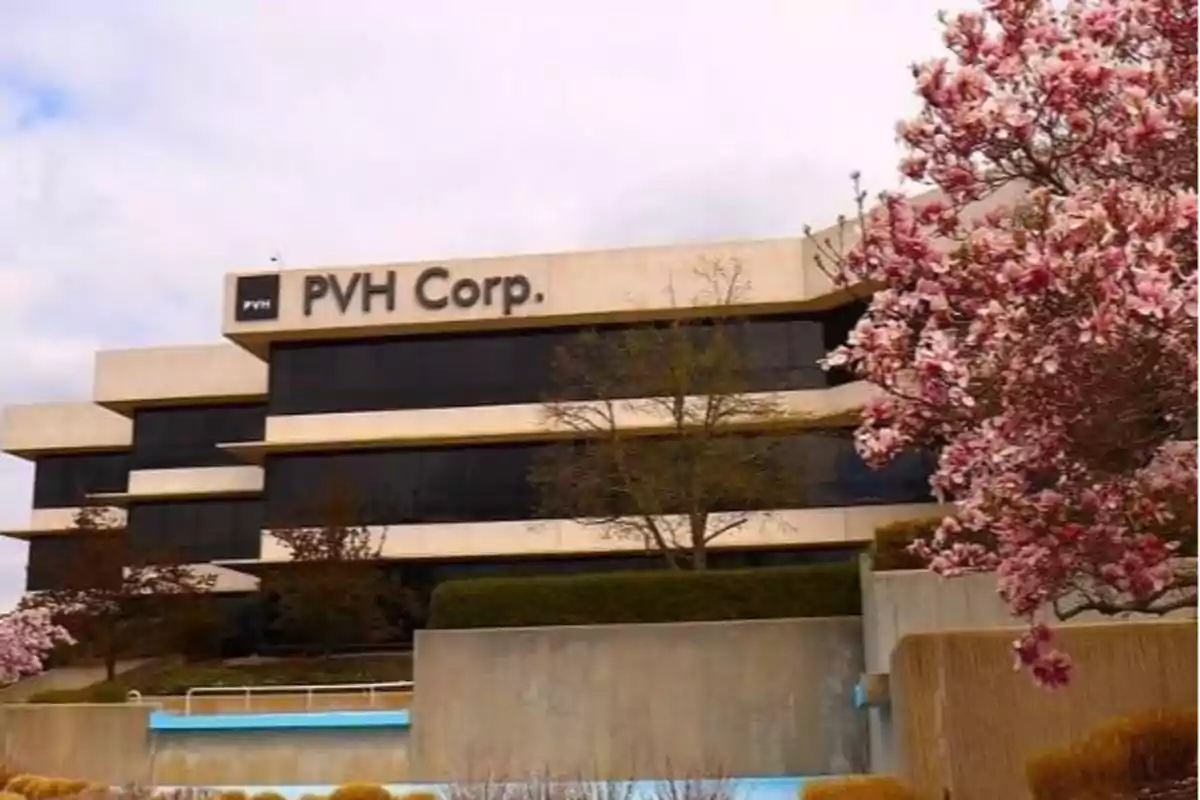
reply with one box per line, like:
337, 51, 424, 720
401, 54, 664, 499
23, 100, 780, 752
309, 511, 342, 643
150, 729, 410, 786
411, 617, 867, 781
859, 562, 1198, 773
891, 621, 1198, 800
223, 237, 847, 346
0, 704, 154, 785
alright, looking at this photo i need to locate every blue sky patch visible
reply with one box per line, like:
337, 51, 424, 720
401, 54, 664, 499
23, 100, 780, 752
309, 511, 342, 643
0, 67, 69, 130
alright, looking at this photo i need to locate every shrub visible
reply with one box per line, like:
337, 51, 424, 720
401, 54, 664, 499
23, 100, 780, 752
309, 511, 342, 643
1026, 708, 1198, 799
801, 776, 916, 800
429, 562, 861, 628
21, 779, 52, 800
251, 793, 288, 800
20, 779, 90, 800
398, 793, 442, 800
0, 765, 19, 794
3, 775, 35, 796
58, 780, 89, 797
329, 784, 392, 800
25, 683, 128, 704
215, 792, 248, 800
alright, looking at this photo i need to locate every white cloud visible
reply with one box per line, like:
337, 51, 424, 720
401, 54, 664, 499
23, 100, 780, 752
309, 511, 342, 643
0, 0, 968, 609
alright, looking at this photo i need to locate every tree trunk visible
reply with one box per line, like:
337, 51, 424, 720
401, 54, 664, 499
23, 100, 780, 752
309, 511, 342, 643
101, 617, 118, 683
104, 648, 117, 683
689, 512, 708, 570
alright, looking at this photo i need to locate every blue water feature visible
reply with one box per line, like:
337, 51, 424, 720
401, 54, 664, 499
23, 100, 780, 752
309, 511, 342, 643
149, 709, 411, 732
155, 777, 825, 800
149, 711, 838, 796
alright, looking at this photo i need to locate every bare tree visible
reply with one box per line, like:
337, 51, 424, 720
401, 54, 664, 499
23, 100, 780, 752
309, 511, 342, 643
532, 260, 804, 570
21, 505, 216, 682
265, 478, 398, 654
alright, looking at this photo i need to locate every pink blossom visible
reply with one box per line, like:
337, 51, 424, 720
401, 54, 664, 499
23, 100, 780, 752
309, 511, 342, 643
812, 0, 1197, 686
0, 607, 74, 685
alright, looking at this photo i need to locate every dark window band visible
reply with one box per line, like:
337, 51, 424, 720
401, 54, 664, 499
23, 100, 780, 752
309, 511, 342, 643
264, 432, 934, 529
131, 404, 266, 470
268, 304, 865, 416
127, 499, 264, 563
32, 452, 130, 509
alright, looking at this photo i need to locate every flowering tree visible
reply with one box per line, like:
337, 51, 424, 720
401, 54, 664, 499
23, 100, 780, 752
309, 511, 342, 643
0, 606, 74, 685
808, 0, 1197, 686
21, 506, 216, 681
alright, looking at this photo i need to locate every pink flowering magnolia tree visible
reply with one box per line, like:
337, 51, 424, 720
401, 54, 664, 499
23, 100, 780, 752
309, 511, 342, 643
808, 0, 1197, 687
0, 606, 74, 686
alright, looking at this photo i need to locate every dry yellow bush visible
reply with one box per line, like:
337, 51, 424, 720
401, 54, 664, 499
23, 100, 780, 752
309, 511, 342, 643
216, 792, 249, 800
398, 793, 442, 800
251, 793, 288, 800
801, 776, 916, 800
21, 779, 53, 800
56, 780, 90, 797
329, 784, 392, 800
1027, 708, 1198, 800
4, 776, 36, 796
0, 766, 20, 794
0, 791, 27, 800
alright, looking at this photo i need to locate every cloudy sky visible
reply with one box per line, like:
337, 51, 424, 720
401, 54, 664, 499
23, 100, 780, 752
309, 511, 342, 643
0, 0, 966, 608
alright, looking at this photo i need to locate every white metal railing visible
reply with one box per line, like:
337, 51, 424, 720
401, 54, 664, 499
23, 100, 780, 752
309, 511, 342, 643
182, 680, 413, 715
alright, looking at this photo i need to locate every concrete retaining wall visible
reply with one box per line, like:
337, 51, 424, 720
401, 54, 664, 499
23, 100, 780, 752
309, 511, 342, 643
892, 620, 1197, 800
411, 617, 867, 781
0, 704, 154, 785
859, 556, 1198, 772
151, 729, 410, 786
0, 703, 411, 786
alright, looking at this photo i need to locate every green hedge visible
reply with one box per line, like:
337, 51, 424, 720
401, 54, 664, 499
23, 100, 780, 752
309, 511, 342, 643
428, 562, 861, 629
26, 682, 129, 704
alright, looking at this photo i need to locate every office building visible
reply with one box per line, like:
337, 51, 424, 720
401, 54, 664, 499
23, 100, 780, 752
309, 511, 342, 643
0, 222, 943, 622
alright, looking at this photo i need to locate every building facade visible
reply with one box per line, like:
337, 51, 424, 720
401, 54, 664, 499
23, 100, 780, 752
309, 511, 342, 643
1, 224, 944, 639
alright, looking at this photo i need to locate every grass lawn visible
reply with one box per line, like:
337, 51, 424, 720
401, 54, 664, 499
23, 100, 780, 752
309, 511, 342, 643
26, 653, 414, 703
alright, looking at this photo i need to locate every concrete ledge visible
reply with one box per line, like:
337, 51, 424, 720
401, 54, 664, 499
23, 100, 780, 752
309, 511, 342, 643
0, 403, 132, 458
93, 466, 265, 504
93, 345, 267, 413
247, 503, 944, 562
148, 709, 411, 732
1, 506, 127, 540
216, 384, 874, 462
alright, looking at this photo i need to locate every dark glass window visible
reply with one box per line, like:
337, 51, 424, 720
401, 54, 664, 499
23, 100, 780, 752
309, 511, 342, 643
268, 304, 865, 416
131, 404, 266, 469
26, 536, 100, 591
264, 432, 933, 528
127, 499, 264, 563
32, 452, 130, 509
